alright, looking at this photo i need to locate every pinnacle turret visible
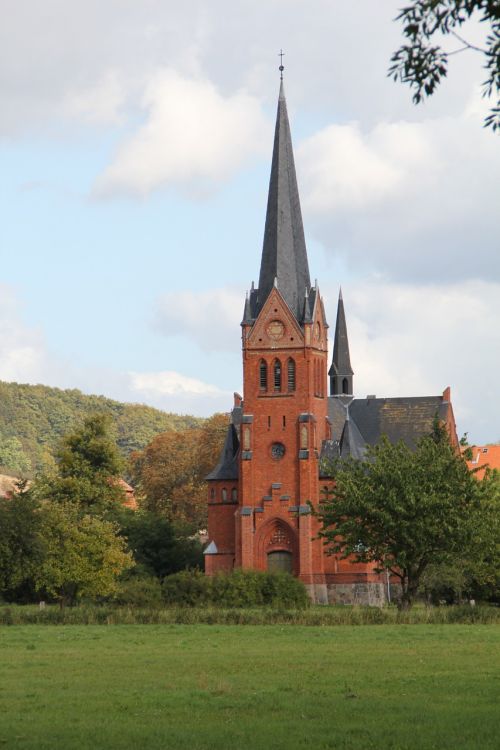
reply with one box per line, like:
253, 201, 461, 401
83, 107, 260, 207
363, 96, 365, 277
329, 288, 354, 396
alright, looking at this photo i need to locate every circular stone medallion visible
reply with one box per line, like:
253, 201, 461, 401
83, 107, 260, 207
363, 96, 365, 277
267, 320, 285, 340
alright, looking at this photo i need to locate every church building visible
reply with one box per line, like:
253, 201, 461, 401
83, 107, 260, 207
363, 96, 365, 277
204, 77, 458, 605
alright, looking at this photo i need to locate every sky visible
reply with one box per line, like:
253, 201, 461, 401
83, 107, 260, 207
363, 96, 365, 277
1, 0, 499, 444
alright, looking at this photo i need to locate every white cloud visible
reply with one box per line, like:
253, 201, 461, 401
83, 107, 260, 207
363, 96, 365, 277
130, 370, 223, 397
128, 370, 232, 414
63, 70, 127, 125
154, 286, 243, 352
326, 279, 500, 444
0, 285, 50, 382
299, 100, 500, 283
94, 70, 269, 196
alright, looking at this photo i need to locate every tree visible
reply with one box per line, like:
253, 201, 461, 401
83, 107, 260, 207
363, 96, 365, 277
131, 413, 228, 529
0, 435, 31, 476
389, 1, 500, 130
36, 414, 126, 512
317, 425, 482, 608
34, 503, 133, 606
116, 509, 204, 579
0, 486, 45, 600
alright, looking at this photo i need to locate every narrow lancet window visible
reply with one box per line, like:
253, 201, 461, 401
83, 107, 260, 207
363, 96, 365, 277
259, 359, 268, 391
342, 377, 349, 395
287, 358, 296, 392
273, 359, 282, 392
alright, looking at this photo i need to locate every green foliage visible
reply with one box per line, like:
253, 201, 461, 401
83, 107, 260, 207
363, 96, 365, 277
389, 1, 500, 130
0, 380, 202, 476
318, 426, 485, 608
162, 569, 310, 608
113, 576, 164, 608
34, 503, 134, 605
115, 509, 204, 579
34, 414, 127, 512
0, 435, 31, 476
0, 490, 44, 599
1, 602, 500, 626
162, 569, 208, 606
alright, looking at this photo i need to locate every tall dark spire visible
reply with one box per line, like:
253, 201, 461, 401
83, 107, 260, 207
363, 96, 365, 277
253, 79, 311, 322
329, 288, 354, 396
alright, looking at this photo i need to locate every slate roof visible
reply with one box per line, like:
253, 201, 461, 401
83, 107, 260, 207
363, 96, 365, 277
328, 395, 448, 448
339, 412, 367, 460
246, 80, 311, 324
205, 423, 240, 481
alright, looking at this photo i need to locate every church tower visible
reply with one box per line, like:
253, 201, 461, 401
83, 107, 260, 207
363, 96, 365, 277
206, 76, 330, 602
205, 73, 394, 606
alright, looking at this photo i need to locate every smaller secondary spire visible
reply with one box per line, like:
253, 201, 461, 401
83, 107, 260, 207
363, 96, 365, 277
329, 287, 354, 397
279, 49, 285, 80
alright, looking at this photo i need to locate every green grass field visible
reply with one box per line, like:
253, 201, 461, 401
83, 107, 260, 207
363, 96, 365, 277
1, 625, 499, 750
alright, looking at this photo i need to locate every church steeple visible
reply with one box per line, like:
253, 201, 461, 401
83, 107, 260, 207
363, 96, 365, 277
329, 288, 354, 396
251, 79, 311, 323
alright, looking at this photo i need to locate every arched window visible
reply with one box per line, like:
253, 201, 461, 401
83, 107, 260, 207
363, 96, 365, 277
259, 359, 267, 391
342, 377, 349, 395
287, 358, 296, 392
231, 487, 237, 501
210, 487, 215, 500
273, 359, 282, 391
221, 488, 227, 502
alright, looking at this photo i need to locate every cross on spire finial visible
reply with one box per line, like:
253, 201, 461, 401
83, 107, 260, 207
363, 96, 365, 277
278, 49, 285, 80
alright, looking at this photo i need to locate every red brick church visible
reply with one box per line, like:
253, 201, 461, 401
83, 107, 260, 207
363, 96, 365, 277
204, 77, 458, 604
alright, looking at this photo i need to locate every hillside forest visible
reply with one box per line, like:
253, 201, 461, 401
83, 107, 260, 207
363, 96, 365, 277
0, 380, 203, 476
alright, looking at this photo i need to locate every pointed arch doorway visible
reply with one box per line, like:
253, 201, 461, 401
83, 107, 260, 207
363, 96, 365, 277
267, 550, 293, 574
255, 518, 299, 576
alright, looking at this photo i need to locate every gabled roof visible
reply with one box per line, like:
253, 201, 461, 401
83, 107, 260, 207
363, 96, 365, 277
205, 423, 239, 481
250, 80, 311, 324
330, 395, 447, 448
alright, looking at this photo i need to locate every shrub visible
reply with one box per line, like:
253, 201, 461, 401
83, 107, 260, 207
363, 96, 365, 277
162, 569, 208, 606
113, 576, 163, 608
161, 569, 309, 609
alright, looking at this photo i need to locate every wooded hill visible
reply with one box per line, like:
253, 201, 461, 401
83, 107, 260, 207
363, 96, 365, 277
0, 381, 203, 477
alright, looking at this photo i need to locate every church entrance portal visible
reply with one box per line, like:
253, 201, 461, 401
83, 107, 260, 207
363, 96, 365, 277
267, 550, 293, 574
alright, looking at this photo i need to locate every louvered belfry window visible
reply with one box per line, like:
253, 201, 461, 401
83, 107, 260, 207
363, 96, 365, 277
287, 358, 296, 392
259, 359, 267, 390
274, 359, 282, 391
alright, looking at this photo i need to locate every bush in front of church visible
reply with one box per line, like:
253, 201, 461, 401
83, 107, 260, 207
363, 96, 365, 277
162, 569, 309, 609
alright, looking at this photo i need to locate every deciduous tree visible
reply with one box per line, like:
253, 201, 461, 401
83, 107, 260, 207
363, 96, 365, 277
35, 503, 133, 606
389, 1, 500, 130
131, 413, 228, 529
318, 425, 483, 608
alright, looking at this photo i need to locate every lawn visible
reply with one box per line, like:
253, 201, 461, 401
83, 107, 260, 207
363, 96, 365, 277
1, 624, 499, 749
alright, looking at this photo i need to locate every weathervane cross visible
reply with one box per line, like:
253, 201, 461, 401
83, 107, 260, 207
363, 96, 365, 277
278, 49, 285, 79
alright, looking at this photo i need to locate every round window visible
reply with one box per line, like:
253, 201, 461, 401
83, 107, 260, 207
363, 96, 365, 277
271, 442, 286, 459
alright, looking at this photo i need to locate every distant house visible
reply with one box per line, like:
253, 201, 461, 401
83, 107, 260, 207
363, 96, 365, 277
0, 474, 20, 499
465, 445, 500, 480
0, 473, 138, 509
116, 479, 138, 510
